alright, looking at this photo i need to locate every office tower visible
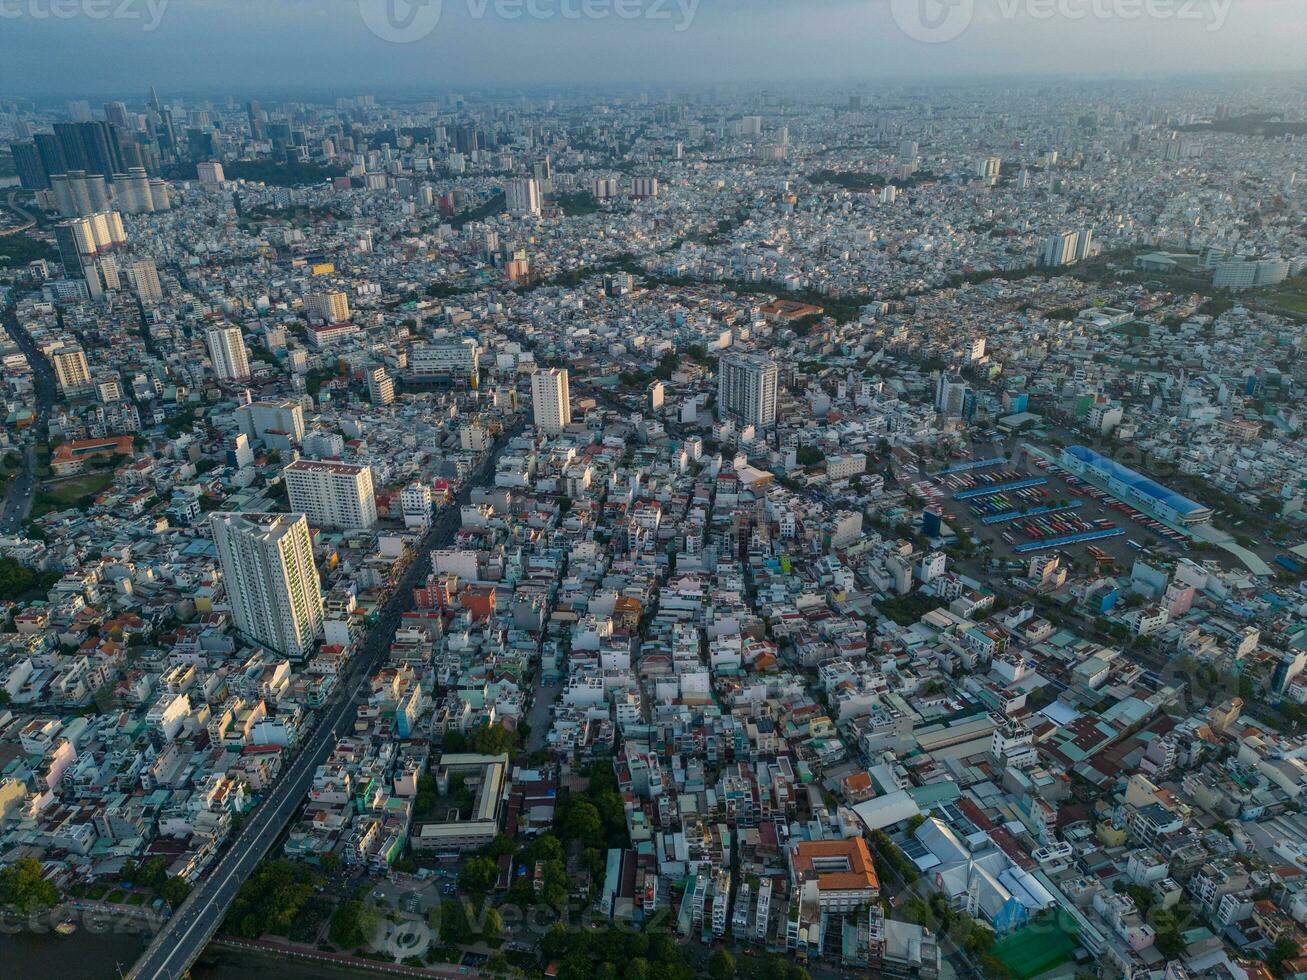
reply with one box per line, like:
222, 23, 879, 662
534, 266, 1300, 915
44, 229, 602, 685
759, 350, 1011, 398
899, 139, 918, 161
66, 100, 93, 122
283, 459, 378, 530
718, 352, 779, 428
246, 100, 266, 141
1041, 231, 1078, 268
206, 325, 251, 381
531, 367, 572, 434
54, 120, 126, 179
210, 512, 324, 658
367, 366, 395, 406
506, 177, 542, 217
305, 289, 350, 323
196, 160, 225, 185
129, 259, 164, 303
51, 347, 93, 396
34, 132, 69, 180
454, 124, 478, 155
935, 374, 971, 417
11, 141, 49, 190
103, 101, 131, 130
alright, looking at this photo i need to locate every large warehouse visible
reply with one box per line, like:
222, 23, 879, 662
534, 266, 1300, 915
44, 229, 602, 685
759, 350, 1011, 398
1059, 446, 1213, 527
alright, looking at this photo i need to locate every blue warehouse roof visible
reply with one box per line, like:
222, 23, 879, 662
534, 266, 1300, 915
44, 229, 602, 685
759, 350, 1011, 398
1064, 445, 1210, 517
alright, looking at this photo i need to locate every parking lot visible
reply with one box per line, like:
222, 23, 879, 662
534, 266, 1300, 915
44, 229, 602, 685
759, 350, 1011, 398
927, 446, 1191, 568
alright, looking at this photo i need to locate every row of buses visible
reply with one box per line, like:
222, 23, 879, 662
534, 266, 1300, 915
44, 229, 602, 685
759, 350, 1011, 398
1030, 455, 1189, 549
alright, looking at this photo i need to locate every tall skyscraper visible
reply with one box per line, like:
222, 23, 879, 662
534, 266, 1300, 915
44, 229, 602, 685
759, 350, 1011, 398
210, 512, 324, 659
206, 325, 251, 381
283, 460, 378, 530
718, 352, 779, 428
11, 141, 49, 190
531, 367, 571, 434
54, 211, 126, 298
506, 177, 541, 217
1041, 231, 1079, 268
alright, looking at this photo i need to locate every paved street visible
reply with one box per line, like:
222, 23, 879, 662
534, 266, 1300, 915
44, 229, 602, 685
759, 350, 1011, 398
0, 308, 56, 535
127, 421, 522, 980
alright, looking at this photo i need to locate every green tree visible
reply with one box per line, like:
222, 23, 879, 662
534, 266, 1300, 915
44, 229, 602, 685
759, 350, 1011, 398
0, 857, 58, 913
709, 948, 737, 980
328, 898, 378, 949
562, 799, 602, 841
458, 856, 498, 895
160, 876, 191, 908
438, 898, 473, 945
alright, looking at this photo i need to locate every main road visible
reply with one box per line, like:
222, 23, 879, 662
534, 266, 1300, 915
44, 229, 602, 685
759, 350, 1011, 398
126, 419, 523, 980
0, 308, 57, 534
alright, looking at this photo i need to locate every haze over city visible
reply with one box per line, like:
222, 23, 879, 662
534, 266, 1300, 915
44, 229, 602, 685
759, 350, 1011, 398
0, 5, 1306, 980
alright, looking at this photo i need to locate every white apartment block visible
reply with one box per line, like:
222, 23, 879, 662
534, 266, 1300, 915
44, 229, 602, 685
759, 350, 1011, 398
210, 512, 324, 659
206, 325, 251, 381
283, 459, 378, 530
531, 367, 571, 434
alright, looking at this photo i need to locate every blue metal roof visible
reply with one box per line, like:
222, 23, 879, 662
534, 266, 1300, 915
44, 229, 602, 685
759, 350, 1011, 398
1064, 446, 1209, 517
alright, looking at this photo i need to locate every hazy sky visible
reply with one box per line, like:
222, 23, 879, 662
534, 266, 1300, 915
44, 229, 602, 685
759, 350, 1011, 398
2, 0, 1304, 98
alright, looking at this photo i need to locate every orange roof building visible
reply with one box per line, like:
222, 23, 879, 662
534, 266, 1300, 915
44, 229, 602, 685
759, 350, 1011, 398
790, 837, 880, 911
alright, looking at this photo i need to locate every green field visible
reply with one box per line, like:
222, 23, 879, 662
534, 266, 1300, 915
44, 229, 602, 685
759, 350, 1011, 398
43, 471, 114, 505
992, 923, 1079, 980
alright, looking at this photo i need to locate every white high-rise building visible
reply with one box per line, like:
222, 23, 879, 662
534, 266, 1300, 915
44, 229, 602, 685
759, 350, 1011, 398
210, 512, 324, 659
129, 258, 163, 303
51, 346, 92, 396
718, 352, 778, 428
1042, 231, 1078, 268
367, 366, 395, 406
506, 177, 541, 217
283, 459, 378, 530
531, 367, 571, 434
206, 325, 251, 381
400, 483, 433, 529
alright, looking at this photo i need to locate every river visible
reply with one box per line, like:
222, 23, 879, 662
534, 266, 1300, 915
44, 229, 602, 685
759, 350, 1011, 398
0, 932, 376, 980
